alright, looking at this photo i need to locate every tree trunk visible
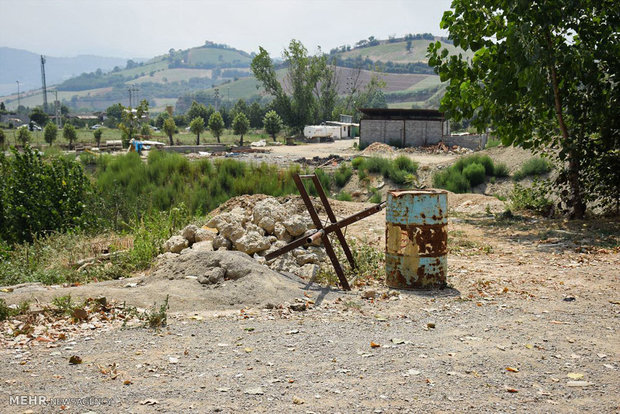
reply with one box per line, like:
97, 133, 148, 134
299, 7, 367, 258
272, 133, 276, 142
196, 133, 200, 146
168, 134, 173, 146
239, 134, 244, 147
216, 135, 220, 144
546, 32, 585, 218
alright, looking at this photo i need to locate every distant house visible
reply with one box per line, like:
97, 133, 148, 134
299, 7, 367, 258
359, 108, 487, 150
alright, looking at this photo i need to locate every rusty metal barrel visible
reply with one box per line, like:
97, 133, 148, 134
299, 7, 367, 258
385, 190, 448, 289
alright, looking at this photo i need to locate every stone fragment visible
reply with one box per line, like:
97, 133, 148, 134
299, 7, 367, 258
274, 222, 292, 242
283, 215, 307, 237
253, 198, 287, 226
197, 267, 227, 284
299, 264, 319, 279
234, 231, 271, 255
195, 228, 216, 243
192, 241, 214, 252
296, 253, 319, 266
163, 235, 188, 254
213, 235, 231, 250
181, 224, 199, 244
218, 223, 245, 242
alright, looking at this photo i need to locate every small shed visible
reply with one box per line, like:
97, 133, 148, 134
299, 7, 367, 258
359, 108, 449, 148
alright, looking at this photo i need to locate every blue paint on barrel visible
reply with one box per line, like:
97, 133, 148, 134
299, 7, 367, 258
385, 190, 448, 289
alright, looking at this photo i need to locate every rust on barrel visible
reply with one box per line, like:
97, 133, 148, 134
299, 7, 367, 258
385, 189, 448, 289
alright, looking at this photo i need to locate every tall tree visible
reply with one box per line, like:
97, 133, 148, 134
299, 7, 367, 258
263, 110, 283, 142
189, 117, 205, 145
187, 101, 213, 126
428, 0, 619, 217
251, 39, 335, 134
248, 102, 264, 128
232, 112, 250, 147
29, 107, 49, 126
44, 122, 58, 146
208, 111, 225, 143
62, 124, 77, 150
162, 118, 176, 146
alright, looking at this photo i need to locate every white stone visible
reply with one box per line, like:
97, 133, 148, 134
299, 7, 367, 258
234, 231, 272, 255
162, 235, 188, 254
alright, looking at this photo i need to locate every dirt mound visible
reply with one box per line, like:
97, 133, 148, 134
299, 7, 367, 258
152, 250, 307, 308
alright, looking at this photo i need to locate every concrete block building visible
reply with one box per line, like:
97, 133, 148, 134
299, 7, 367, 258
359, 108, 448, 148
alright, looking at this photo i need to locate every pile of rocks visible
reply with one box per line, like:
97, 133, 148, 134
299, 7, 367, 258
161, 197, 328, 279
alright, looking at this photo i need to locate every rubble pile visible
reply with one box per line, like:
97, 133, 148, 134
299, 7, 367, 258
361, 142, 397, 155
161, 197, 328, 279
400, 142, 473, 155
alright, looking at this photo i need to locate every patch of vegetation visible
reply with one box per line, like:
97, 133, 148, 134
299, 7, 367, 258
142, 295, 169, 329
493, 162, 510, 178
334, 164, 353, 187
351, 155, 418, 186
485, 138, 502, 148
432, 154, 505, 193
316, 238, 385, 287
510, 180, 554, 216
0, 299, 30, 321
335, 191, 353, 201
513, 157, 552, 181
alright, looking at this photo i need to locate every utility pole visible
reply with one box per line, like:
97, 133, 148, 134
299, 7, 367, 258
214, 88, 220, 111
52, 89, 61, 128
128, 87, 133, 107
16, 81, 21, 109
40, 55, 48, 112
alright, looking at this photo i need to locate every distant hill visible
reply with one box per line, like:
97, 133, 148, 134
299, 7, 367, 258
0, 47, 129, 96
0, 36, 461, 112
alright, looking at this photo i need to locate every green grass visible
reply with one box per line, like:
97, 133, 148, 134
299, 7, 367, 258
485, 138, 502, 148
513, 157, 552, 181
1, 127, 277, 148
337, 39, 471, 64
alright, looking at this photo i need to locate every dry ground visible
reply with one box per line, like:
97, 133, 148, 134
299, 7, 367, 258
1, 193, 618, 413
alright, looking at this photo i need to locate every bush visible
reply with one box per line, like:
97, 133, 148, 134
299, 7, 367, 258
432, 168, 470, 193
462, 162, 486, 186
0, 147, 90, 244
351, 157, 365, 170
453, 154, 494, 175
513, 157, 552, 181
510, 180, 554, 216
334, 164, 353, 187
353, 156, 418, 186
493, 162, 510, 177
335, 191, 353, 201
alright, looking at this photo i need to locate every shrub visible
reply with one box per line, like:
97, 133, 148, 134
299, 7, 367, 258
462, 162, 486, 186
334, 164, 353, 187
485, 138, 502, 148
493, 162, 510, 177
351, 157, 365, 170
393, 155, 418, 174
513, 157, 552, 181
510, 180, 554, 215
0, 146, 90, 244
335, 191, 353, 201
432, 168, 470, 193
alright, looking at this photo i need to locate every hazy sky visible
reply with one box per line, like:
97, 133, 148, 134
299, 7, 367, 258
1, 0, 452, 58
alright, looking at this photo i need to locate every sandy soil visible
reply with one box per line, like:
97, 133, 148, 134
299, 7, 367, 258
1, 193, 618, 413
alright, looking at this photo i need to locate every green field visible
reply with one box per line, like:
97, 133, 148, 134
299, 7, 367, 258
338, 39, 471, 64
188, 47, 251, 66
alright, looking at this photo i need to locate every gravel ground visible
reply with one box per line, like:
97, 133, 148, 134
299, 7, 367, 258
1, 197, 618, 413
